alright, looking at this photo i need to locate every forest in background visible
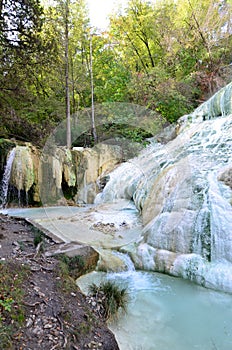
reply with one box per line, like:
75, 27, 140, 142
0, 0, 231, 146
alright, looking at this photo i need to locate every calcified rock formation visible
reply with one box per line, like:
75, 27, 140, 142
73, 144, 123, 204
38, 147, 76, 205
3, 142, 123, 206
39, 143, 123, 205
97, 82, 232, 293
8, 144, 40, 204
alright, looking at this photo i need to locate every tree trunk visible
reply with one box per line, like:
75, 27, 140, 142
65, 0, 71, 149
90, 34, 98, 145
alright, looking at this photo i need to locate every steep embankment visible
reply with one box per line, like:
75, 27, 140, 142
0, 214, 119, 350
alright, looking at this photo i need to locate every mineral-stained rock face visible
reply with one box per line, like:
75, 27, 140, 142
3, 142, 123, 206
39, 143, 123, 205
97, 249, 128, 273
11, 146, 34, 192
38, 147, 76, 205
9, 144, 40, 203
218, 167, 232, 189
74, 144, 123, 204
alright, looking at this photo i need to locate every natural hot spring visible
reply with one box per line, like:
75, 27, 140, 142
77, 269, 232, 350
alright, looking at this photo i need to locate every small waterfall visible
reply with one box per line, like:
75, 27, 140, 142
107, 251, 138, 285
112, 251, 135, 272
0, 148, 16, 208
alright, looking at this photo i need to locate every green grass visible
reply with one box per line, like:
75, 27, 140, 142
88, 281, 129, 320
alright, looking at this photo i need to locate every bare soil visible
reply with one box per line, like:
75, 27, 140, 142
0, 214, 119, 350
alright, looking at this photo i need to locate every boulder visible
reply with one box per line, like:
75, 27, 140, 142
45, 242, 99, 278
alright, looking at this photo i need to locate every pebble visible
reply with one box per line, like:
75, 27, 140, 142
86, 340, 103, 349
44, 323, 53, 329
26, 318, 34, 328
32, 326, 43, 336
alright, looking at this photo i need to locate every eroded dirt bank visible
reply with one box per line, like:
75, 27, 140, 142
0, 214, 119, 350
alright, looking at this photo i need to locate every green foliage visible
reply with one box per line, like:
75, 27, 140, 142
33, 231, 44, 247
55, 255, 85, 294
56, 261, 77, 293
0, 0, 231, 144
0, 0, 64, 145
129, 72, 198, 122
92, 35, 130, 103
0, 297, 14, 314
100, 123, 153, 144
0, 0, 43, 51
0, 261, 27, 348
154, 87, 193, 123
110, 0, 231, 121
88, 281, 129, 320
31, 226, 47, 247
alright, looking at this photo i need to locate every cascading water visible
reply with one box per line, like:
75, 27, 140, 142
0, 148, 16, 208
96, 82, 232, 293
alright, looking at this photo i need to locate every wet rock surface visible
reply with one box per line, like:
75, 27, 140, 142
0, 214, 119, 350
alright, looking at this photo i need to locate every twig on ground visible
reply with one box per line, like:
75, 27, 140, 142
34, 241, 43, 258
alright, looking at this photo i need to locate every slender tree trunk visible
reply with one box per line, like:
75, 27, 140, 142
70, 56, 76, 113
90, 34, 97, 144
65, 0, 71, 149
125, 33, 148, 74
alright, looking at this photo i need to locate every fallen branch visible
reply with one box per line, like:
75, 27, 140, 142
50, 344, 60, 350
23, 301, 42, 307
34, 242, 43, 258
54, 312, 64, 332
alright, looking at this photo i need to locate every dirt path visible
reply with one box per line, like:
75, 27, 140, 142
0, 214, 119, 350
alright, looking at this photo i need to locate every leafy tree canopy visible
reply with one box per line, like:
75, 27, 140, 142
0, 0, 231, 145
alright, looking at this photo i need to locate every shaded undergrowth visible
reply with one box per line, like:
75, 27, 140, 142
0, 261, 28, 349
